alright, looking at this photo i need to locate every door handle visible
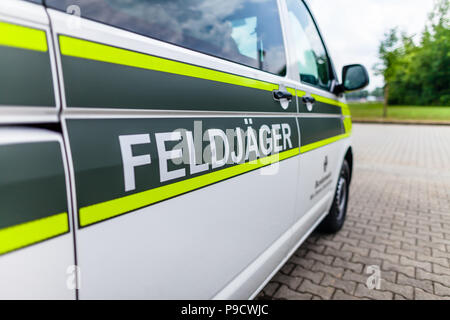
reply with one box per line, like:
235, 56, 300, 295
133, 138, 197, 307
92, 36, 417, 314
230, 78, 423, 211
302, 96, 316, 104
273, 90, 293, 101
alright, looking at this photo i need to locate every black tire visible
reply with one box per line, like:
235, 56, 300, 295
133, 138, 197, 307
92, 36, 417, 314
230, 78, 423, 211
317, 159, 350, 233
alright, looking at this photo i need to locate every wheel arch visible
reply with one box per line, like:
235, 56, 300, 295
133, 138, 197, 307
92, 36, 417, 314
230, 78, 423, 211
344, 147, 353, 183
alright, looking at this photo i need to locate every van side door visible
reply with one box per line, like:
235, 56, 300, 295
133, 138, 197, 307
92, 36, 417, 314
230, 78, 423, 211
46, 0, 301, 299
283, 0, 351, 240
0, 0, 75, 299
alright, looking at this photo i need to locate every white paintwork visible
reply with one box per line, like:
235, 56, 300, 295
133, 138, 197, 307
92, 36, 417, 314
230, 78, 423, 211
218, 191, 332, 300
0, 127, 76, 300
0, 107, 59, 124
0, 0, 354, 300
51, 2, 303, 299
73, 156, 298, 299
278, 0, 351, 260
0, 0, 48, 26
0, 0, 61, 124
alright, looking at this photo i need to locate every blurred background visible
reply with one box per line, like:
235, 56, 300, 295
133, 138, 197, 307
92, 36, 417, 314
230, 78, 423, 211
308, 0, 449, 124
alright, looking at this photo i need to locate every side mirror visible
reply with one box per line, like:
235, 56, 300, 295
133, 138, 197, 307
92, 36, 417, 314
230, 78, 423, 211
341, 64, 369, 92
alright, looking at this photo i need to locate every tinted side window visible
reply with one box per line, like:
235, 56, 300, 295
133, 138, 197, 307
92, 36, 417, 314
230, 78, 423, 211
286, 0, 332, 90
46, 0, 287, 76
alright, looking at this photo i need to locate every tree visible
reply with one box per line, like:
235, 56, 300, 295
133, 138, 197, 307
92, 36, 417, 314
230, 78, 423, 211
374, 0, 450, 108
373, 28, 404, 116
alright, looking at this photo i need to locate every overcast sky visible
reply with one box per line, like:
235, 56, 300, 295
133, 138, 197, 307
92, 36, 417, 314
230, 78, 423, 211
306, 0, 435, 91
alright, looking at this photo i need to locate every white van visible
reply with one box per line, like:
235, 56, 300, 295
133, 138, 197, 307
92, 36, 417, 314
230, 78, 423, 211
0, 0, 368, 299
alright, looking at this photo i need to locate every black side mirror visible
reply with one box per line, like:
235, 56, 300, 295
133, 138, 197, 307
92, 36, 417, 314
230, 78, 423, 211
334, 64, 369, 95
342, 64, 369, 92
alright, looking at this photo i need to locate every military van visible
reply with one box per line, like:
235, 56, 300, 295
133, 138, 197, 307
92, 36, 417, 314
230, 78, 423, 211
0, 0, 368, 299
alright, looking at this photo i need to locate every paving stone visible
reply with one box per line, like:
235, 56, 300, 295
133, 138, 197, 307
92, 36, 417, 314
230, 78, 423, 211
417, 253, 449, 268
321, 274, 357, 294
305, 251, 334, 265
380, 280, 413, 299
416, 268, 450, 286
399, 256, 432, 272
291, 266, 324, 284
324, 247, 352, 261
298, 279, 334, 300
333, 257, 364, 273
312, 261, 345, 278
397, 273, 434, 294
415, 288, 449, 300
354, 283, 393, 300
341, 243, 370, 256
271, 273, 302, 290
273, 285, 312, 300
382, 260, 415, 278
333, 289, 364, 300
434, 283, 450, 297
433, 263, 450, 276
257, 124, 450, 300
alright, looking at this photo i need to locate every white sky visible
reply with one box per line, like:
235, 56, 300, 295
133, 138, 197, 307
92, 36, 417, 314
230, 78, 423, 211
306, 0, 435, 91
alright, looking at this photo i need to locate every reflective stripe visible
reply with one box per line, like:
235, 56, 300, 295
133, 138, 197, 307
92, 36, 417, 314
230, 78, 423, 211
0, 212, 69, 255
300, 133, 350, 153
311, 94, 341, 108
343, 117, 352, 134
286, 87, 296, 95
59, 36, 279, 93
0, 21, 47, 52
341, 103, 351, 116
79, 148, 300, 227
296, 90, 345, 114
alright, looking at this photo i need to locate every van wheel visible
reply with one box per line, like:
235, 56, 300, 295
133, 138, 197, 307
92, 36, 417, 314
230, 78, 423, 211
318, 159, 350, 233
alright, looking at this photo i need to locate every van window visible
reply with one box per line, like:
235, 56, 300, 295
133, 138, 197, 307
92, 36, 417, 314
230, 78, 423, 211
46, 0, 287, 76
286, 0, 332, 90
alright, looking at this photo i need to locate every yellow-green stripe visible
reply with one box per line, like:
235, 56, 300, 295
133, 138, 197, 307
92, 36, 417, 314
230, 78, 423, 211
341, 103, 350, 115
0, 212, 69, 255
300, 133, 350, 154
79, 148, 300, 227
343, 117, 352, 134
0, 21, 48, 52
59, 35, 279, 93
311, 94, 341, 108
296, 90, 345, 111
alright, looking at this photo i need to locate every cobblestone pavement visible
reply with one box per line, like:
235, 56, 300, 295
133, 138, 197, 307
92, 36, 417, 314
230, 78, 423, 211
257, 124, 450, 300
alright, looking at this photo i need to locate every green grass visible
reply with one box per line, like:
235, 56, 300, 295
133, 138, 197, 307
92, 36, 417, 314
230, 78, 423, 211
349, 102, 450, 122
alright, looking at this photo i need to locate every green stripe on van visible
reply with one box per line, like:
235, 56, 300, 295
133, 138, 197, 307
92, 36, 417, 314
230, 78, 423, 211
0, 212, 69, 255
59, 35, 297, 112
59, 35, 277, 92
79, 147, 299, 227
300, 133, 349, 153
0, 142, 69, 254
0, 21, 55, 107
298, 117, 348, 153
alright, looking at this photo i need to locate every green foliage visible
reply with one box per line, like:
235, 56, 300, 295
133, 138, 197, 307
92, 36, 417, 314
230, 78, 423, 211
374, 0, 450, 106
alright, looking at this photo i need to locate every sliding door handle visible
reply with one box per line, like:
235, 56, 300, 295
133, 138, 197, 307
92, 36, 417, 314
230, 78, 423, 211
302, 96, 316, 104
273, 90, 293, 101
